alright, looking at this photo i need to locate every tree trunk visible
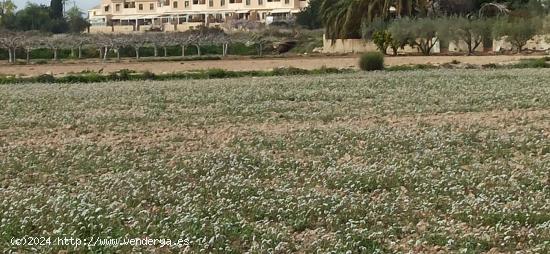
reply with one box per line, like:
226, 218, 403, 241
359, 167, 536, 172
195, 45, 201, 56
103, 47, 109, 61
259, 44, 263, 57
116, 48, 120, 60
154, 46, 158, 57
8, 48, 13, 63
222, 44, 228, 56
71, 48, 75, 58
135, 48, 140, 59
26, 49, 31, 64
78, 46, 82, 59
163, 47, 168, 57
181, 45, 186, 57
99, 48, 104, 59
53, 48, 58, 61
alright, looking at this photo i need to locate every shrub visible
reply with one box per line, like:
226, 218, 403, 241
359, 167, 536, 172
205, 69, 231, 79
512, 58, 549, 68
109, 69, 134, 81
36, 74, 56, 83
359, 52, 384, 71
272, 67, 309, 75
142, 71, 156, 80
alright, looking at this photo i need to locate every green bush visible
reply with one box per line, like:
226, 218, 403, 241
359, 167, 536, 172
58, 73, 106, 83
359, 52, 384, 71
205, 69, 231, 79
142, 71, 156, 80
36, 74, 56, 83
386, 64, 438, 71
512, 58, 549, 69
272, 67, 309, 76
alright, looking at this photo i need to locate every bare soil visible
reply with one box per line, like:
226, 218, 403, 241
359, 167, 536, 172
0, 55, 543, 77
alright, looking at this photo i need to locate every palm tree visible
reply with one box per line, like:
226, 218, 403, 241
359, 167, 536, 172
0, 0, 17, 16
321, 0, 428, 40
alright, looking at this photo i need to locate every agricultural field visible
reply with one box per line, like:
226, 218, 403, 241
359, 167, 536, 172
0, 69, 549, 252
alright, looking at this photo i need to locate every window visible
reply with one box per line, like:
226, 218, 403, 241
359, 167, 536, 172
124, 1, 135, 8
221, 0, 225, 6
173, 1, 178, 8
115, 4, 120, 11
150, 3, 154, 9
104, 5, 110, 12
138, 4, 143, 10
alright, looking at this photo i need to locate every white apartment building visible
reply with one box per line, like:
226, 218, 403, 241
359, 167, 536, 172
88, 0, 309, 33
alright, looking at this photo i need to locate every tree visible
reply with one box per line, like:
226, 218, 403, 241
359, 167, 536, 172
0, 0, 16, 15
19, 31, 43, 64
43, 35, 69, 61
0, 0, 17, 26
237, 31, 273, 57
493, 17, 542, 52
50, 0, 64, 19
296, 0, 322, 29
9, 4, 52, 32
49, 0, 68, 33
387, 18, 441, 56
447, 17, 494, 55
151, 33, 177, 57
66, 6, 89, 33
0, 29, 24, 63
66, 34, 91, 59
437, 0, 476, 15
320, 0, 429, 40
362, 18, 394, 55
188, 26, 226, 56
128, 33, 148, 59
174, 31, 193, 57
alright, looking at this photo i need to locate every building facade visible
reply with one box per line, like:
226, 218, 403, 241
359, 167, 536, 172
88, 0, 309, 33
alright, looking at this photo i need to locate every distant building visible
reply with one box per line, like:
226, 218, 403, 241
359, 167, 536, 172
88, 0, 309, 33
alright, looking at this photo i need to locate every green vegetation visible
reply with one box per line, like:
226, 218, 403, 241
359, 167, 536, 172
0, 67, 349, 84
359, 52, 385, 71
0, 2, 88, 34
1, 70, 549, 252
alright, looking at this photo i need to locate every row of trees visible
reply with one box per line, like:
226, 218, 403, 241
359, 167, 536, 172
298, 0, 550, 40
0, 27, 276, 63
0, 1, 89, 34
366, 16, 550, 55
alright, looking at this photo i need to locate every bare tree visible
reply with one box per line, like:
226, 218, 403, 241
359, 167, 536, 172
19, 31, 43, 64
146, 32, 162, 57
93, 33, 129, 61
43, 35, 70, 61
173, 31, 193, 57
209, 27, 231, 56
157, 33, 177, 57
66, 34, 91, 59
237, 31, 272, 57
128, 33, 148, 60
188, 28, 205, 56
0, 30, 24, 64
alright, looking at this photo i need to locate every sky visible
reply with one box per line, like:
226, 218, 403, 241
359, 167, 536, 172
11, 0, 99, 11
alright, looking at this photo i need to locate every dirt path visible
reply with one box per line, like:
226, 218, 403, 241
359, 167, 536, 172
0, 55, 543, 76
